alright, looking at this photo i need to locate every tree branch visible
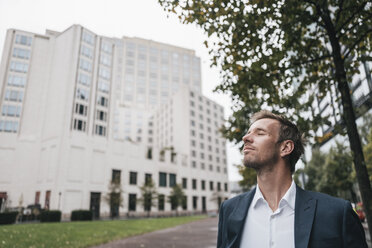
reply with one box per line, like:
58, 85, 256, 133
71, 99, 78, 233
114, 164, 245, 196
284, 54, 333, 70
344, 28, 372, 59
336, 1, 368, 34
340, 12, 372, 38
335, 0, 345, 25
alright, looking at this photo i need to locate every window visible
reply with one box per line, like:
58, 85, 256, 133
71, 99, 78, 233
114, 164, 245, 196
97, 96, 108, 107
217, 182, 221, 192
191, 150, 196, 157
112, 170, 121, 183
147, 147, 153, 159
95, 125, 106, 136
169, 173, 176, 187
192, 179, 197, 190
35, 191, 40, 204
129, 171, 137, 185
201, 180, 206, 190
78, 73, 91, 86
96, 110, 107, 121
159, 172, 167, 187
191, 161, 196, 168
75, 103, 87, 116
15, 34, 32, 46
79, 58, 92, 72
224, 183, 228, 192
192, 196, 198, 210
158, 194, 165, 211
2, 105, 21, 117
82, 32, 95, 45
4, 90, 23, 102
100, 54, 111, 66
45, 190, 51, 210
128, 194, 136, 211
76, 88, 89, 101
145, 173, 152, 185
13, 47, 30, 59
101, 42, 112, 54
10, 61, 28, 73
73, 119, 86, 131
182, 196, 187, 210
182, 178, 187, 189
210, 181, 214, 191
99, 67, 111, 80
81, 45, 93, 59
8, 75, 26, 87
0, 120, 18, 133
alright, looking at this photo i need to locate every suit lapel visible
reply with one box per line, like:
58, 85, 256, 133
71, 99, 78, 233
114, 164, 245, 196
226, 188, 256, 247
295, 186, 317, 248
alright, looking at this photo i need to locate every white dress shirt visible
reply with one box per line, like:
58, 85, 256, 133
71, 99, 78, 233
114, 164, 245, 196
240, 180, 296, 248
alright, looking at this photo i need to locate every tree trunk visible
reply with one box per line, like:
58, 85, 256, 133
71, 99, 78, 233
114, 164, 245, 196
336, 69, 372, 239
320, 8, 372, 240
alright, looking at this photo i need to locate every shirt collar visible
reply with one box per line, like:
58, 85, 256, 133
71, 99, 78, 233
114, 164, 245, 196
252, 180, 296, 210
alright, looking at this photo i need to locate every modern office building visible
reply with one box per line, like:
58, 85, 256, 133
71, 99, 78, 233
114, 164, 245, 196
310, 60, 372, 147
0, 25, 229, 218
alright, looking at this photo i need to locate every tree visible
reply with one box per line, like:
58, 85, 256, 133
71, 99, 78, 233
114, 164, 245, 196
159, 0, 372, 237
364, 127, 372, 182
320, 143, 356, 201
236, 164, 257, 191
168, 184, 186, 216
138, 178, 158, 217
359, 113, 372, 146
104, 180, 124, 219
302, 143, 357, 202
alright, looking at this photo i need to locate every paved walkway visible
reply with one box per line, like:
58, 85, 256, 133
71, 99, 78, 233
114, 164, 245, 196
91, 217, 218, 248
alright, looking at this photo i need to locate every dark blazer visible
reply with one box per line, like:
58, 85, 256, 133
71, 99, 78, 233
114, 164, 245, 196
217, 185, 367, 248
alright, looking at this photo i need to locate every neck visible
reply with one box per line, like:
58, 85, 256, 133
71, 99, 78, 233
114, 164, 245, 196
256, 162, 292, 212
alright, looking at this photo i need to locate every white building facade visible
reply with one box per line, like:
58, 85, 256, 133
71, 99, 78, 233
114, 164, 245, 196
0, 25, 229, 219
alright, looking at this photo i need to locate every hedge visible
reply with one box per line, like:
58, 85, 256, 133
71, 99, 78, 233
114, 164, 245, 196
71, 210, 93, 221
40, 210, 61, 222
0, 212, 18, 225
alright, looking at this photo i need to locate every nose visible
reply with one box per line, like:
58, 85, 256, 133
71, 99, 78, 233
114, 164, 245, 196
242, 132, 252, 144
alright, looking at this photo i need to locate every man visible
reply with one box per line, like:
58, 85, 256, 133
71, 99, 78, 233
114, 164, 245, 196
217, 110, 367, 248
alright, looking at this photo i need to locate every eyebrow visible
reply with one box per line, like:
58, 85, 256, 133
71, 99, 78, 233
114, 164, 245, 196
247, 127, 268, 134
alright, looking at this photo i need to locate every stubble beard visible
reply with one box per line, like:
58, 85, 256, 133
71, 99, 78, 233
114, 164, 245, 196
243, 151, 280, 174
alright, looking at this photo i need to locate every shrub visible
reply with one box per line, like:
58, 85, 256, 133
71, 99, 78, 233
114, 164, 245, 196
40, 210, 61, 222
71, 210, 93, 221
0, 212, 18, 225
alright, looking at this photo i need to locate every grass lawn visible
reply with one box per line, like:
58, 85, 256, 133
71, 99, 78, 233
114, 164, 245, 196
0, 215, 206, 248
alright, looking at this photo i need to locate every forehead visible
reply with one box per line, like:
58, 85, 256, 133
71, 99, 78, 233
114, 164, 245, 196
249, 118, 281, 132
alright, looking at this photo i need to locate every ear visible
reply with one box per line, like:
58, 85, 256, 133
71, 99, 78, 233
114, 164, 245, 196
280, 140, 294, 158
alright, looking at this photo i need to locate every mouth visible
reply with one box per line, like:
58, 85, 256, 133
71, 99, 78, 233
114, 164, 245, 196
243, 146, 255, 153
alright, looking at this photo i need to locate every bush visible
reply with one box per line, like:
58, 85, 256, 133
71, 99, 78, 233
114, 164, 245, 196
71, 210, 93, 221
40, 210, 61, 223
0, 212, 18, 225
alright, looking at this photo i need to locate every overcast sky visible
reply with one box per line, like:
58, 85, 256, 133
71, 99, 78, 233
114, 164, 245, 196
0, 0, 243, 181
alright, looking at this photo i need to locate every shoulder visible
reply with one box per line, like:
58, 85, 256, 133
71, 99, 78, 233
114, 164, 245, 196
299, 187, 350, 211
221, 188, 256, 210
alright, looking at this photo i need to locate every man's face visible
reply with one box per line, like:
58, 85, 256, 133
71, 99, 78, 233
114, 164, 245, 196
242, 118, 281, 171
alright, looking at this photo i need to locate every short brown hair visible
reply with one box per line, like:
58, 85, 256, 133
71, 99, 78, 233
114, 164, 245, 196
251, 110, 304, 173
